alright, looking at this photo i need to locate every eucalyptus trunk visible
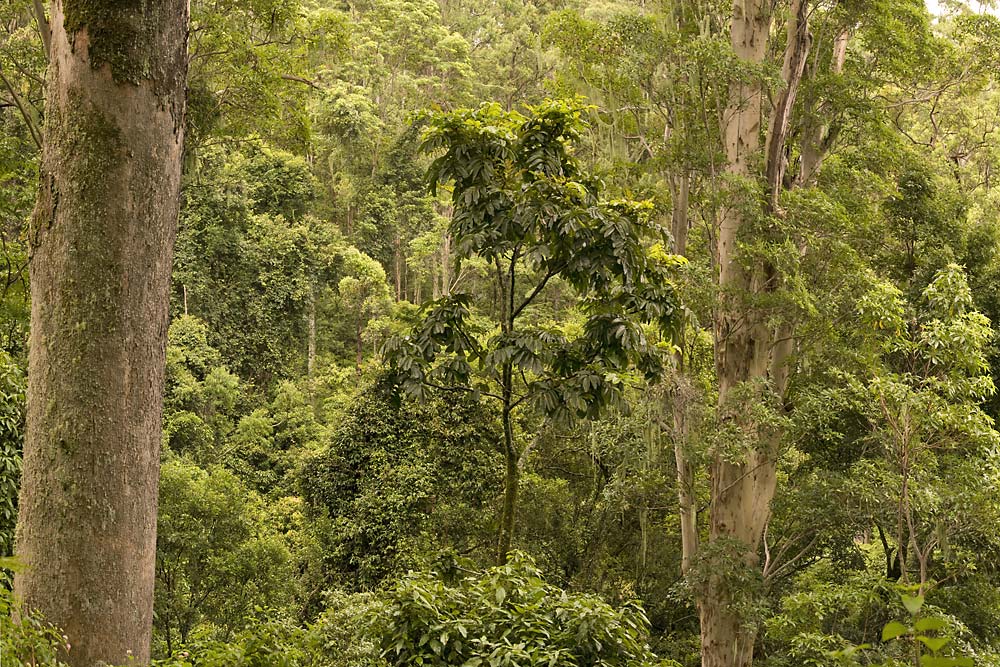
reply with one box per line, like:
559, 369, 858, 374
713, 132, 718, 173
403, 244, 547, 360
669, 172, 698, 574
14, 1, 188, 665
700, 2, 805, 666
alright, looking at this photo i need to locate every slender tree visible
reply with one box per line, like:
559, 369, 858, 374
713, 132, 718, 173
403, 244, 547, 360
386, 101, 682, 564
14, 1, 188, 665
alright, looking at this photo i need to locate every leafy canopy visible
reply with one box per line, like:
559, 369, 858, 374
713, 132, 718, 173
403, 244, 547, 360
385, 99, 684, 421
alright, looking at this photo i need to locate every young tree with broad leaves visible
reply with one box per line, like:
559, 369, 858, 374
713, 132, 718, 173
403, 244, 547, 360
384, 100, 684, 563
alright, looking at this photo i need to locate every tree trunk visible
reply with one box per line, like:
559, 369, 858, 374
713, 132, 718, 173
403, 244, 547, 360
441, 234, 452, 297
14, 2, 187, 665
394, 238, 403, 301
669, 171, 698, 574
797, 29, 848, 187
307, 283, 317, 377
497, 420, 519, 564
673, 374, 698, 574
700, 2, 812, 663
764, 0, 811, 211
495, 255, 517, 564
702, 2, 774, 666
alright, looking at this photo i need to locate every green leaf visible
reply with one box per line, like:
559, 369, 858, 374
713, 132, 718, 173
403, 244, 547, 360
901, 594, 925, 615
916, 636, 951, 653
0, 556, 23, 572
495, 586, 506, 604
920, 657, 973, 667
882, 621, 910, 641
915, 617, 949, 632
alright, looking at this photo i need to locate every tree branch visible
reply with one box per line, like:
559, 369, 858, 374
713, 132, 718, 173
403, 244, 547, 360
280, 73, 321, 90
32, 0, 50, 58
513, 265, 564, 318
0, 67, 41, 148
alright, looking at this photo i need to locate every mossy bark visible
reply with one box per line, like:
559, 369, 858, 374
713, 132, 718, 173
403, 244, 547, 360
14, 1, 187, 665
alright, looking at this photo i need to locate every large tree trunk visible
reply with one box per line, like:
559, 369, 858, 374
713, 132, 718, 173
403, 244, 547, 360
699, 0, 809, 667
14, 2, 187, 665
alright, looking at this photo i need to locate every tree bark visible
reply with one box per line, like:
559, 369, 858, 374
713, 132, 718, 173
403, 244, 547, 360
702, 2, 778, 666
764, 0, 811, 211
668, 171, 698, 574
797, 29, 849, 187
14, 1, 188, 665
495, 255, 517, 564
441, 234, 452, 297
497, 412, 519, 564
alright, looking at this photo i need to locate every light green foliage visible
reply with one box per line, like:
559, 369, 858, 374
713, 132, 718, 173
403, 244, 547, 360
861, 265, 999, 579
314, 0, 473, 129
309, 0, 473, 299
763, 561, 888, 667
187, 0, 313, 149
824, 585, 978, 667
303, 592, 387, 667
155, 457, 296, 653
442, 0, 566, 106
164, 315, 245, 459
174, 145, 346, 383
0, 3, 41, 355
514, 405, 698, 634
226, 381, 326, 494
0, 351, 24, 559
387, 99, 683, 419
384, 98, 685, 562
11, 0, 1000, 662
226, 148, 316, 222
382, 551, 675, 667
338, 247, 394, 367
153, 618, 310, 667
151, 591, 387, 667
0, 577, 68, 666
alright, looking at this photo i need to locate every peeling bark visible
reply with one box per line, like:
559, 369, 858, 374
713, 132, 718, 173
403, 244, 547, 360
797, 29, 849, 187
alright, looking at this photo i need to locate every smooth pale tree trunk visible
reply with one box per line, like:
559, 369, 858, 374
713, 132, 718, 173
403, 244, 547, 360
701, 2, 808, 667
668, 171, 698, 574
14, 1, 188, 665
797, 29, 849, 187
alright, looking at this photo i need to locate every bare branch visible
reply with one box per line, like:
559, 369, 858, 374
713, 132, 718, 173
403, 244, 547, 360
32, 0, 50, 58
0, 67, 41, 148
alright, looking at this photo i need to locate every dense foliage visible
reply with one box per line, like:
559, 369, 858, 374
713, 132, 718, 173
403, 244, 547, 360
4, 0, 1000, 665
